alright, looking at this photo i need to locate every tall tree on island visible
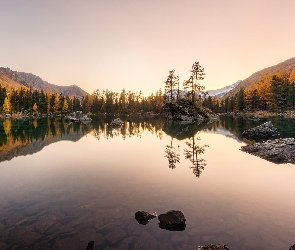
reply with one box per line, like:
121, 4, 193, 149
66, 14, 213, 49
183, 62, 205, 105
165, 70, 179, 102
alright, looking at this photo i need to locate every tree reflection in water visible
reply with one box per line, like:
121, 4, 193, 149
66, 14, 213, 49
164, 138, 180, 169
184, 133, 208, 177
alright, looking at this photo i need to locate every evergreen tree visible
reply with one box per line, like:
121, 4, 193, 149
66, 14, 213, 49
237, 89, 245, 111
164, 70, 179, 102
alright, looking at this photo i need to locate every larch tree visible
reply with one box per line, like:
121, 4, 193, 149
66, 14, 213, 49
32, 103, 38, 114
3, 97, 12, 114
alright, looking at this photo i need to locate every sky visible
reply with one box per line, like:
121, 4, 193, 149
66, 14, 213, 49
0, 0, 294, 96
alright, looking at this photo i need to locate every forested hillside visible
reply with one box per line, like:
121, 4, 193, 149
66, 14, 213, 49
203, 57, 295, 113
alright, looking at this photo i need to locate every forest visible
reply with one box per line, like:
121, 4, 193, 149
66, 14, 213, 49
203, 68, 295, 113
1, 64, 295, 116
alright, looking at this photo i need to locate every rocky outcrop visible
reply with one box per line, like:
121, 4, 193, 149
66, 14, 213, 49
109, 118, 124, 127
163, 99, 219, 122
158, 210, 186, 231
64, 111, 92, 123
242, 121, 280, 141
198, 244, 230, 250
241, 138, 295, 163
135, 211, 156, 225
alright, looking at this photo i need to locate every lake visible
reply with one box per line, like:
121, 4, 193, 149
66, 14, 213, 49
0, 116, 295, 250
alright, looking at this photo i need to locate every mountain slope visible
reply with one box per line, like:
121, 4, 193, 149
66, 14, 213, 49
0, 67, 87, 97
223, 57, 295, 98
0, 70, 27, 89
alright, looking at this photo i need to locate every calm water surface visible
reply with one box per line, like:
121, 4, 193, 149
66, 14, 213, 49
0, 116, 295, 250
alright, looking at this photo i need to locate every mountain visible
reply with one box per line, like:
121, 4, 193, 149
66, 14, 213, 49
206, 81, 241, 98
223, 57, 295, 98
0, 67, 87, 97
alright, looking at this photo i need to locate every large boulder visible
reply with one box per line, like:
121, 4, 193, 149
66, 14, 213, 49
158, 210, 186, 230
242, 121, 280, 141
135, 211, 156, 225
241, 138, 295, 163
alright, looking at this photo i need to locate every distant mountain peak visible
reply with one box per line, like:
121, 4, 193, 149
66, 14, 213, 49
206, 81, 241, 98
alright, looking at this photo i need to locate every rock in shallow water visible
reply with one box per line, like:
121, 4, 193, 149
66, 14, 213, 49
241, 138, 295, 163
242, 121, 280, 141
158, 210, 186, 231
135, 211, 156, 225
198, 244, 230, 250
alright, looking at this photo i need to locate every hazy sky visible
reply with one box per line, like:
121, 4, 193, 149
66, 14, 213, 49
0, 0, 294, 95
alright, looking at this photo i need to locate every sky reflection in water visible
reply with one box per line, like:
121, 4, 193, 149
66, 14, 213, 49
0, 117, 295, 249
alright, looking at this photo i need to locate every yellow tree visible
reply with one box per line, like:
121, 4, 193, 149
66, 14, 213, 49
3, 97, 11, 114
289, 68, 295, 83
256, 73, 272, 110
53, 92, 60, 113
62, 99, 68, 113
33, 103, 38, 114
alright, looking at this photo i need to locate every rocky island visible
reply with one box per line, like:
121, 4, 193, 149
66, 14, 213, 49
163, 99, 219, 122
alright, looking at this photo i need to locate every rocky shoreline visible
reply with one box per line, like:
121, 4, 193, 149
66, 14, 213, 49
241, 138, 295, 164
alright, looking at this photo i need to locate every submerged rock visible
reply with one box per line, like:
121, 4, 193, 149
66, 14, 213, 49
242, 121, 280, 141
86, 241, 94, 250
135, 211, 156, 225
198, 244, 230, 250
241, 138, 295, 163
110, 118, 124, 127
158, 210, 186, 230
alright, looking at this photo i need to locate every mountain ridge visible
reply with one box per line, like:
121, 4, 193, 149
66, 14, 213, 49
223, 57, 295, 98
0, 67, 87, 97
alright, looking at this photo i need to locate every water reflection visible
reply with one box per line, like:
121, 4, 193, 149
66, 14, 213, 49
163, 120, 209, 177
205, 115, 295, 141
184, 133, 208, 178
164, 138, 180, 169
0, 118, 92, 162
91, 116, 165, 140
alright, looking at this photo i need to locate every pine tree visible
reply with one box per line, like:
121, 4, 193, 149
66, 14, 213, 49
164, 70, 179, 102
183, 62, 205, 105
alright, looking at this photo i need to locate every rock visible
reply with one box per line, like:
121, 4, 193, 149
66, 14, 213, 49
110, 118, 124, 127
64, 111, 92, 123
288, 244, 295, 250
242, 121, 280, 141
158, 210, 186, 230
163, 99, 219, 122
198, 244, 230, 250
135, 211, 156, 225
86, 241, 94, 250
241, 138, 295, 163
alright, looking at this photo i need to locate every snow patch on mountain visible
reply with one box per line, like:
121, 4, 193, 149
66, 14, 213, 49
206, 80, 241, 98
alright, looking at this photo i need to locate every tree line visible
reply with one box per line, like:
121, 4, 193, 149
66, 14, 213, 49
0, 84, 165, 115
0, 61, 207, 116
203, 69, 295, 113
